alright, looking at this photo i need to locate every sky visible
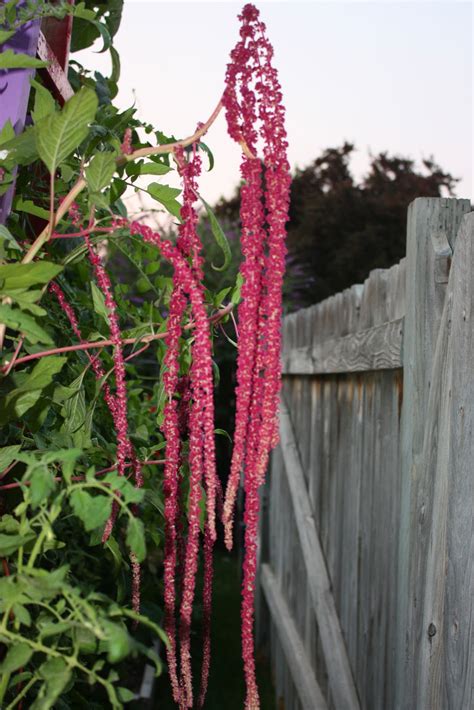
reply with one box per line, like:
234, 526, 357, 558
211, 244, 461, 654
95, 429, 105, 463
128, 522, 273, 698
79, 1, 473, 209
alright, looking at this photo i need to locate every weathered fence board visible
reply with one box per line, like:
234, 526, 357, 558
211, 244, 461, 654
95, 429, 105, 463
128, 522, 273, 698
257, 197, 473, 710
395, 197, 471, 710
261, 564, 327, 710
279, 401, 360, 710
282, 318, 403, 375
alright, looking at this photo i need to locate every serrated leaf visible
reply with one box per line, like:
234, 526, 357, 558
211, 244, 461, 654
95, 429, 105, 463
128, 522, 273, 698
0, 643, 33, 673
36, 87, 98, 175
0, 50, 47, 69
0, 444, 21, 471
147, 183, 182, 221
0, 262, 62, 290
70, 489, 112, 532
86, 152, 116, 193
0, 304, 53, 344
126, 517, 146, 562
201, 197, 231, 271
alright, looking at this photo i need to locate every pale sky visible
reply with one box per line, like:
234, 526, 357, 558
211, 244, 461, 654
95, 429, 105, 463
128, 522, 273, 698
79, 1, 473, 209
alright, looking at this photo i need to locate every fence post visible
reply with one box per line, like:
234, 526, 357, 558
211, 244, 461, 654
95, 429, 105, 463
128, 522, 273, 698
395, 197, 471, 709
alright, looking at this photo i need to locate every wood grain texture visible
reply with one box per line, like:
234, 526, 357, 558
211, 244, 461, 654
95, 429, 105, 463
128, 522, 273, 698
282, 318, 403, 375
261, 564, 328, 710
416, 213, 474, 709
396, 198, 471, 710
258, 198, 473, 710
278, 401, 361, 710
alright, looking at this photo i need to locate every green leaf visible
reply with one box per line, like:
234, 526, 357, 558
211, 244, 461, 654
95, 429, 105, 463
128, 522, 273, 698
0, 225, 21, 258
147, 183, 182, 221
70, 489, 112, 532
0, 30, 15, 46
2, 357, 67, 419
201, 197, 231, 271
90, 280, 109, 323
231, 273, 244, 306
0, 261, 62, 290
126, 517, 146, 562
18, 357, 67, 393
0, 533, 35, 556
29, 465, 55, 508
0, 444, 21, 471
36, 87, 98, 175
103, 621, 130, 663
0, 304, 53, 344
126, 161, 171, 178
0, 120, 15, 146
13, 197, 51, 221
0, 643, 33, 673
31, 658, 71, 710
4, 289, 46, 316
12, 603, 31, 627
86, 152, 116, 193
61, 378, 86, 434
117, 687, 136, 702
1, 125, 38, 166
0, 50, 47, 69
31, 79, 56, 123
199, 141, 214, 171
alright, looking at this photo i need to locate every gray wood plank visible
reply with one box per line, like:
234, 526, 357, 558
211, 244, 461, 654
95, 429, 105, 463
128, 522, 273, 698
261, 564, 328, 710
396, 197, 471, 710
279, 401, 361, 710
416, 213, 474, 709
282, 318, 403, 375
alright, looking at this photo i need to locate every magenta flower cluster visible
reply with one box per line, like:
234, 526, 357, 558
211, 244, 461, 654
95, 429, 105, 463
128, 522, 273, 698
222, 5, 291, 709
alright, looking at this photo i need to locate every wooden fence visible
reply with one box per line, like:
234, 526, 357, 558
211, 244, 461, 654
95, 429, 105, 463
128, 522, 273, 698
256, 197, 473, 710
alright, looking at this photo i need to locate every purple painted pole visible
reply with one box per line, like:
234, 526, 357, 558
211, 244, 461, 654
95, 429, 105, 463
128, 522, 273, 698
0, 15, 41, 224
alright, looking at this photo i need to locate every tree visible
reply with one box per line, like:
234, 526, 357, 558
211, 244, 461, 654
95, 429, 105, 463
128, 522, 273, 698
215, 143, 459, 309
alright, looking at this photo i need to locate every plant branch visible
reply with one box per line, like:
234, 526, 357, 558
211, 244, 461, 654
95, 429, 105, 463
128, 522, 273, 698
0, 459, 166, 492
1, 303, 233, 372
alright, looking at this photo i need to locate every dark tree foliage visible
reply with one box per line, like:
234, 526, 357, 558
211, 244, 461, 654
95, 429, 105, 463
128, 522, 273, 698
215, 143, 458, 310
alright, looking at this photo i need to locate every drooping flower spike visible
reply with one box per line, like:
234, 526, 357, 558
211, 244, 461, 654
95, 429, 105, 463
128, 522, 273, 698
49, 280, 143, 615
223, 5, 291, 709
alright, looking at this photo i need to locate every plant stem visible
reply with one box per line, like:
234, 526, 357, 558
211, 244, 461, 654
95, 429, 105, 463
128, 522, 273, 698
5, 676, 38, 710
1, 303, 233, 372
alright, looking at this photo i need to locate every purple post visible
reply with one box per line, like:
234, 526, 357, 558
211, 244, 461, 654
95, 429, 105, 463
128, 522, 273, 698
0, 16, 41, 224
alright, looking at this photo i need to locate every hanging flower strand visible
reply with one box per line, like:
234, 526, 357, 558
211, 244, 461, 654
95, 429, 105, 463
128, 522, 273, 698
222, 5, 291, 709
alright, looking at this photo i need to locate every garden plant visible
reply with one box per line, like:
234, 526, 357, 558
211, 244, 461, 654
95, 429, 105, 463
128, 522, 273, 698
0, 2, 290, 708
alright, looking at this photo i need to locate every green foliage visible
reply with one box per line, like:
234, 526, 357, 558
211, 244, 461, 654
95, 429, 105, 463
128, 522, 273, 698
0, 50, 47, 69
147, 183, 182, 221
36, 88, 99, 176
